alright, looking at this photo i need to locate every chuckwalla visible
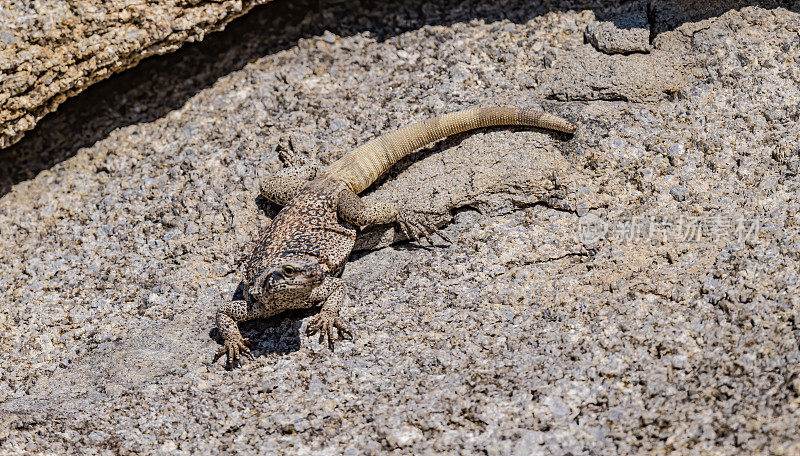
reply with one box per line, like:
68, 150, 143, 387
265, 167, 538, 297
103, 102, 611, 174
213, 107, 576, 366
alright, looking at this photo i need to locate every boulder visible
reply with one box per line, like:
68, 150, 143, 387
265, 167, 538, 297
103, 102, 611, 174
0, 0, 272, 149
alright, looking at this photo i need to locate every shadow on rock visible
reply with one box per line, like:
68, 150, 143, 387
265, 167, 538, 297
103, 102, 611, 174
1, 0, 795, 195
209, 282, 315, 359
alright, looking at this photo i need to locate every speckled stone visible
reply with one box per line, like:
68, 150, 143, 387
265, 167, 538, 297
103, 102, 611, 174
0, 0, 273, 149
0, 1, 799, 455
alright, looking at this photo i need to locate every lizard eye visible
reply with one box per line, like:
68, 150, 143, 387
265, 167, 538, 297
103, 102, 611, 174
282, 265, 298, 276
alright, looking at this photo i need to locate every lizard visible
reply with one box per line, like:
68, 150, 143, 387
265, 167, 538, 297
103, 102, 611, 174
213, 106, 576, 366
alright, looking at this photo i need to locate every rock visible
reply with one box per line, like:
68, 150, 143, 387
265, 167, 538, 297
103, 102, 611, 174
0, 0, 274, 149
537, 44, 688, 102
585, 12, 652, 54
1, 1, 799, 454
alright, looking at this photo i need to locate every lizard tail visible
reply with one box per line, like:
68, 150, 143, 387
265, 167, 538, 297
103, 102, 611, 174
321, 106, 576, 194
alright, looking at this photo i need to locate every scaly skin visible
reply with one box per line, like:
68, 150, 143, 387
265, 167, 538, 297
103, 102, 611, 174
213, 107, 576, 366
324, 106, 576, 193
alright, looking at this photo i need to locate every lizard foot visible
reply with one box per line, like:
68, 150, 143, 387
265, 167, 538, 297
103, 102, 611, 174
397, 209, 451, 244
306, 312, 354, 350
212, 337, 254, 367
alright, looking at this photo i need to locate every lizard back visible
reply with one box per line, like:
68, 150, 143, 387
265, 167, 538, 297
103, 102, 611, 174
243, 179, 357, 282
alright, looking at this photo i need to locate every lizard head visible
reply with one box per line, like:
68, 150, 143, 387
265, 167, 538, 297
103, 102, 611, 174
246, 254, 324, 303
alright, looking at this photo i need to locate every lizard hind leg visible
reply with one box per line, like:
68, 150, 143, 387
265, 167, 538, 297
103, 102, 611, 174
260, 165, 319, 205
337, 187, 450, 244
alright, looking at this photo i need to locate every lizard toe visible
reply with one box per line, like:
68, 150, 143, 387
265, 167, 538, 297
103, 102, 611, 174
398, 221, 415, 242
213, 337, 252, 367
416, 216, 450, 243
241, 338, 255, 360
398, 209, 450, 245
212, 346, 226, 364
432, 225, 452, 244
306, 318, 323, 337
334, 320, 354, 341
307, 312, 352, 350
326, 324, 335, 350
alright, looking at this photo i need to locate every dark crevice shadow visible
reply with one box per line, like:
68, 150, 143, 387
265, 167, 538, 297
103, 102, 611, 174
221, 313, 307, 356
208, 281, 316, 359
1, 0, 797, 196
0, 0, 313, 196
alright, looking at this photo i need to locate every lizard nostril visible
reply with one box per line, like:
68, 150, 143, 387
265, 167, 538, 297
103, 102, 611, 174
247, 286, 259, 300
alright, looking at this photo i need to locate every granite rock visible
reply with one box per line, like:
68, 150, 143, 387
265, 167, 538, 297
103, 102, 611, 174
1, 1, 799, 454
0, 0, 273, 149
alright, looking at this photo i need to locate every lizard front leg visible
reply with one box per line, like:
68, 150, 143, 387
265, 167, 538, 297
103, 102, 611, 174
306, 277, 353, 350
260, 165, 318, 205
213, 300, 260, 366
337, 187, 450, 244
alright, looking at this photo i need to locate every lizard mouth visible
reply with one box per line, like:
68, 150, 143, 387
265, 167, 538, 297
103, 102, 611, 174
263, 276, 321, 296
247, 281, 309, 303
248, 257, 324, 301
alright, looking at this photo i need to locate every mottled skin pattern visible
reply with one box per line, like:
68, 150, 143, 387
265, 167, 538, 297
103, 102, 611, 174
214, 177, 357, 364
213, 107, 577, 366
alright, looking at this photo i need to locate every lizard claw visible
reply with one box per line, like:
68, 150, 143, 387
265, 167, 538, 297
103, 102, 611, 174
397, 209, 451, 245
306, 312, 353, 350
212, 337, 254, 367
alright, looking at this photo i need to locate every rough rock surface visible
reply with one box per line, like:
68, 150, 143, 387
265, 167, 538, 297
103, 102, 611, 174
1, 0, 800, 454
0, 0, 272, 149
585, 11, 652, 54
